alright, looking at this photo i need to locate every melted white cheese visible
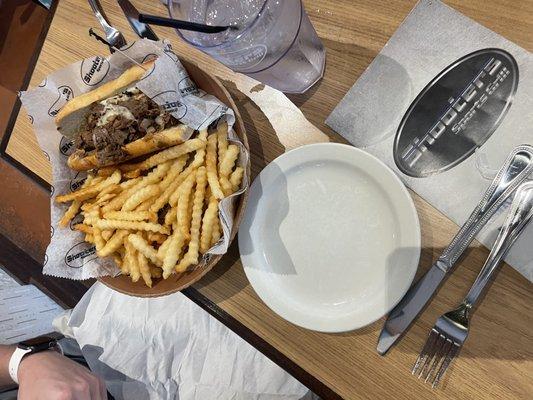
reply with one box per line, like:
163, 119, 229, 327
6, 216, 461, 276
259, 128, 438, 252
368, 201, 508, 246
97, 88, 139, 127
97, 103, 135, 126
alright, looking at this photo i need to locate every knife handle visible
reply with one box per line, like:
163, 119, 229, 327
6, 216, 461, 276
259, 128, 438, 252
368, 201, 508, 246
464, 181, 533, 309
438, 145, 533, 271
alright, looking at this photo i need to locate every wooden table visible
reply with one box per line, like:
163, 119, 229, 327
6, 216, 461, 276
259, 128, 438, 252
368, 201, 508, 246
1, 0, 532, 398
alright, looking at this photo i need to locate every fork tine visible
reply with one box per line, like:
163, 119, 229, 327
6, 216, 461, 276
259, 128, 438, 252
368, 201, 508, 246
412, 328, 439, 377
421, 332, 447, 382
425, 336, 452, 384
432, 340, 461, 388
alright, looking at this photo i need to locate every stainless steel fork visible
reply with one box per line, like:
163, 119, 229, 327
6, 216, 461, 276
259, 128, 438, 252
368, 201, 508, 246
413, 180, 533, 388
87, 0, 127, 52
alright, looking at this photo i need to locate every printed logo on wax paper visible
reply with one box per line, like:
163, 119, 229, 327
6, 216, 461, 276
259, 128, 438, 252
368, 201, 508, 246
64, 242, 97, 269
178, 76, 198, 96
42, 150, 50, 161
69, 213, 84, 231
394, 49, 518, 178
28, 115, 34, 124
163, 43, 179, 63
80, 56, 110, 86
51, 226, 55, 238
70, 172, 87, 192
151, 90, 187, 119
50, 184, 55, 197
48, 85, 74, 117
38, 78, 47, 88
43, 254, 48, 266
59, 136, 75, 156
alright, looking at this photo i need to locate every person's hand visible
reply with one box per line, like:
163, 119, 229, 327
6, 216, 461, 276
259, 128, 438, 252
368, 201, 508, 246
17, 350, 107, 399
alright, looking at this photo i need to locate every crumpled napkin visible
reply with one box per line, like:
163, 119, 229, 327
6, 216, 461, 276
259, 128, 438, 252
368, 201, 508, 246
54, 283, 316, 400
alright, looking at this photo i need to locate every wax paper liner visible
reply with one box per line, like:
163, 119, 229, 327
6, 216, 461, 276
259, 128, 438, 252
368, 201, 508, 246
20, 39, 249, 280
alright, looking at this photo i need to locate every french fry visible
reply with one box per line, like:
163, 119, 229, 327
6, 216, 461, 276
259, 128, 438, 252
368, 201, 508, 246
98, 230, 129, 257
122, 237, 132, 275
83, 207, 101, 225
164, 206, 178, 227
55, 170, 121, 203
81, 202, 95, 212
220, 144, 239, 177
102, 162, 171, 212
93, 227, 105, 253
191, 129, 208, 167
216, 122, 228, 170
95, 219, 170, 234
124, 169, 141, 179
85, 234, 94, 243
157, 235, 172, 261
158, 156, 188, 190
128, 244, 141, 282
162, 231, 185, 278
200, 195, 219, 253
220, 177, 232, 197
128, 233, 162, 267
206, 134, 224, 199
120, 177, 141, 190
211, 220, 221, 247
94, 193, 116, 205
121, 184, 160, 211
59, 200, 81, 228
176, 171, 196, 238
101, 230, 114, 241
149, 156, 188, 212
74, 223, 93, 235
97, 166, 116, 177
103, 210, 157, 222
176, 166, 207, 272
135, 198, 155, 212
137, 252, 152, 287
121, 138, 205, 172
97, 184, 120, 199
147, 232, 167, 245
229, 167, 244, 193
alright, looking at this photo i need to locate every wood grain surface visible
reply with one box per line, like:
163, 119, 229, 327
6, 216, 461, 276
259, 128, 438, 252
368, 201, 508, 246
5, 0, 533, 398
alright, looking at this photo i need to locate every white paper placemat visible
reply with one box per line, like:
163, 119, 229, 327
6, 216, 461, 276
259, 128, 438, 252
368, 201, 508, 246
326, 0, 533, 282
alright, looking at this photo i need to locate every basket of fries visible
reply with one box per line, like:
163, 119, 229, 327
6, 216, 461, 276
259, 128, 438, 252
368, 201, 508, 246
20, 40, 250, 297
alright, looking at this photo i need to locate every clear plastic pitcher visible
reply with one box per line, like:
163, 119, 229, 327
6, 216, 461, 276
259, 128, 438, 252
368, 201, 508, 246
168, 0, 326, 93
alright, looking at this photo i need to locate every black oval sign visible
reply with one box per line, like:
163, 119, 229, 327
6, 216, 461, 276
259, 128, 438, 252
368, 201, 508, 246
59, 136, 75, 156
48, 85, 74, 117
70, 171, 87, 192
151, 90, 187, 119
394, 48, 518, 177
80, 56, 110, 86
64, 242, 97, 269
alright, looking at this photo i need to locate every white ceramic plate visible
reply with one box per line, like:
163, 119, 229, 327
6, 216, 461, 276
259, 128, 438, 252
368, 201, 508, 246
238, 143, 420, 332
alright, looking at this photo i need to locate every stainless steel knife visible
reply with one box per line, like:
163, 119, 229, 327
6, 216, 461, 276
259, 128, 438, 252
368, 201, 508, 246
377, 145, 533, 355
117, 0, 159, 41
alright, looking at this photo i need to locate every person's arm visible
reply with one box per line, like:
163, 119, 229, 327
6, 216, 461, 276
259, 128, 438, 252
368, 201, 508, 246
0, 345, 16, 386
0, 344, 107, 399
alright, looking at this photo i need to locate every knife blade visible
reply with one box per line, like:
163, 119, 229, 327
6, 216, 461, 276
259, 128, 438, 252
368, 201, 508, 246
117, 0, 159, 41
377, 144, 533, 355
377, 265, 445, 355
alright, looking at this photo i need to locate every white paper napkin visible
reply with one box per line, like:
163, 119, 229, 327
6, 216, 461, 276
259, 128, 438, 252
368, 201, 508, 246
53, 283, 316, 400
